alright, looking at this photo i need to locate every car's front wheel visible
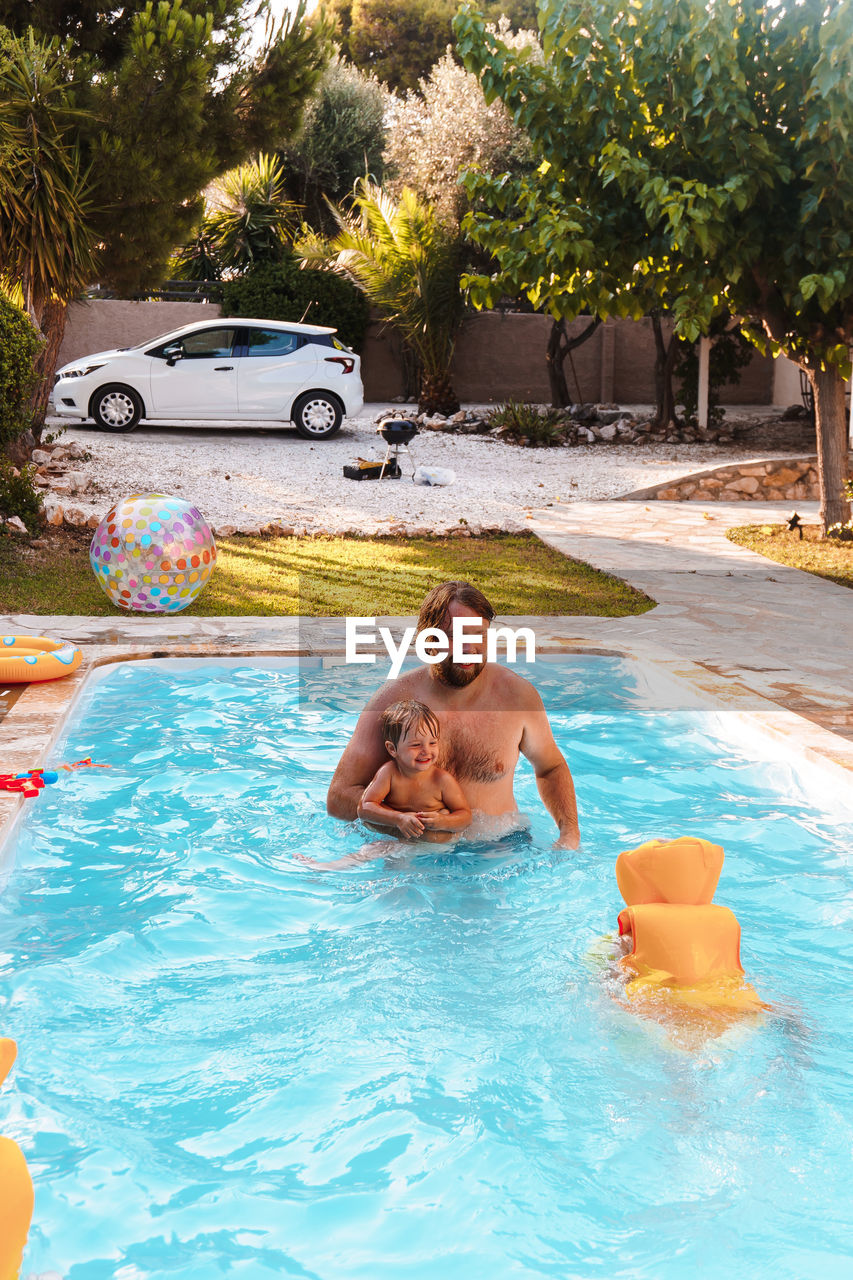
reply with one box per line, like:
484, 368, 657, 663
90, 384, 143, 432
292, 392, 343, 440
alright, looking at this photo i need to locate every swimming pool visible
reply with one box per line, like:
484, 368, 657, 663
1, 656, 852, 1278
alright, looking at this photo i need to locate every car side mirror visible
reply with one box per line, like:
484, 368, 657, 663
164, 343, 183, 367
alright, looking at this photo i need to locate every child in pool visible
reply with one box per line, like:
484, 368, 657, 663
296, 699, 471, 869
359, 698, 472, 842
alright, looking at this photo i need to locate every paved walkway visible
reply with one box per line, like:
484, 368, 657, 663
531, 499, 853, 746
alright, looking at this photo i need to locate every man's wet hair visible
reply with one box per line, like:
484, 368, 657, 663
381, 699, 441, 751
417, 581, 496, 635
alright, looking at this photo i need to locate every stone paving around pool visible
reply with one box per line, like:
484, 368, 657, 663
531, 499, 853, 750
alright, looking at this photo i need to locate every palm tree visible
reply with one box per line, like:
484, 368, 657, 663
298, 180, 463, 415
173, 154, 298, 280
0, 29, 97, 424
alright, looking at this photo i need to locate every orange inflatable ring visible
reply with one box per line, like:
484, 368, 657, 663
0, 1038, 34, 1280
0, 635, 82, 684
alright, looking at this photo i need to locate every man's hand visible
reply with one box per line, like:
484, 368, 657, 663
519, 695, 580, 848
396, 812, 425, 839
553, 826, 580, 851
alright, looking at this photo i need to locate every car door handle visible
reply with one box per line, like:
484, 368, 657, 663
214, 365, 233, 371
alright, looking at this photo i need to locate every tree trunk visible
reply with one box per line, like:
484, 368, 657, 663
546, 317, 601, 408
547, 319, 572, 407
650, 313, 680, 428
400, 339, 421, 403
30, 300, 69, 432
808, 363, 852, 533
418, 369, 460, 417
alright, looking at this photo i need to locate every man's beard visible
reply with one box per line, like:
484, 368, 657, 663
433, 656, 485, 688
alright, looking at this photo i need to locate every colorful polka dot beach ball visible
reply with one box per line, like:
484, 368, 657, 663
89, 493, 217, 613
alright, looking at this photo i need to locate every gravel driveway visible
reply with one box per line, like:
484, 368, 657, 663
44, 406, 795, 535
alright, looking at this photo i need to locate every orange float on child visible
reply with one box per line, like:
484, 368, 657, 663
615, 836, 766, 1016
0, 1039, 34, 1280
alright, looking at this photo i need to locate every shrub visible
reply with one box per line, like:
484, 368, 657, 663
220, 258, 370, 351
0, 458, 43, 533
486, 400, 566, 447
0, 293, 42, 451
826, 478, 853, 541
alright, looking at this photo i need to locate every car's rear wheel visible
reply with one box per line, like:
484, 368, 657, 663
90, 384, 143, 432
292, 392, 343, 440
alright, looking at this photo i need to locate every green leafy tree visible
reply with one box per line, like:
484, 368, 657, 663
328, 0, 539, 92
299, 180, 463, 414
454, 13, 670, 411
456, 0, 853, 531
0, 1, 146, 66
279, 56, 391, 234
328, 0, 455, 93
0, 291, 44, 527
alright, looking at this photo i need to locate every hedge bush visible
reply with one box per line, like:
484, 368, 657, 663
220, 258, 370, 351
0, 293, 42, 450
0, 457, 43, 533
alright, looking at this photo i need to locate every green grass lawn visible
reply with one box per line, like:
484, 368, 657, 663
726, 524, 853, 589
0, 528, 654, 617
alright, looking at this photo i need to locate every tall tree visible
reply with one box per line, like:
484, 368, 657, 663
383, 32, 533, 228
0, 0, 332, 419
327, 0, 455, 93
328, 0, 539, 92
0, 28, 97, 420
0, 0, 332, 294
457, 0, 853, 531
455, 9, 675, 413
279, 56, 391, 234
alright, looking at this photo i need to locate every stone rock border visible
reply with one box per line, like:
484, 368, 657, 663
35, 509, 505, 541
616, 454, 852, 502
404, 403, 747, 447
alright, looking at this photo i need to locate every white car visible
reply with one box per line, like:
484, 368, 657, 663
52, 317, 364, 439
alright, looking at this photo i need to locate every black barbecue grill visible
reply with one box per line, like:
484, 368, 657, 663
376, 417, 419, 478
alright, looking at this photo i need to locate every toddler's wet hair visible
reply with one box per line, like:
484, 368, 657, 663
381, 699, 440, 750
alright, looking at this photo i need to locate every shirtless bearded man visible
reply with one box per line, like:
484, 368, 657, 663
327, 581, 580, 848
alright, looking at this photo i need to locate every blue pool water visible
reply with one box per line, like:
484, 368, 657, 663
1, 656, 853, 1279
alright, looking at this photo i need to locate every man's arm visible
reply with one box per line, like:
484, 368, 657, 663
327, 688, 397, 821
518, 688, 580, 849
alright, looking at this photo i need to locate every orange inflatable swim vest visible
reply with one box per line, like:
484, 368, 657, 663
615, 837, 766, 1016
0, 1039, 33, 1280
